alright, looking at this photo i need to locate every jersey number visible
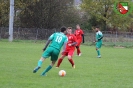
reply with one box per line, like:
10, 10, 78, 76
55, 36, 62, 43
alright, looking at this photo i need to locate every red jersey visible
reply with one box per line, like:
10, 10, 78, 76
65, 34, 77, 50
74, 29, 84, 40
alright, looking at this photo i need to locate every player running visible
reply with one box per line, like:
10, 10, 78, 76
33, 27, 68, 76
93, 26, 103, 58
56, 27, 77, 68
74, 24, 84, 56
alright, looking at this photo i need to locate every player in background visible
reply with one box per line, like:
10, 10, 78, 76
56, 27, 77, 68
33, 27, 68, 76
74, 24, 84, 56
93, 26, 103, 58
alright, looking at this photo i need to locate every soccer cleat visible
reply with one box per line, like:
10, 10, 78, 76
41, 72, 47, 76
78, 53, 82, 56
55, 66, 59, 68
41, 74, 47, 76
97, 55, 101, 58
72, 65, 75, 68
33, 66, 41, 73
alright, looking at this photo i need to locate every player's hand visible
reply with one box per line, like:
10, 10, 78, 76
68, 44, 72, 46
82, 40, 85, 43
93, 41, 96, 43
42, 48, 46, 52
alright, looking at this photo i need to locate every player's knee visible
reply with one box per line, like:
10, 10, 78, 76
61, 55, 65, 59
40, 57, 45, 61
51, 61, 56, 66
68, 55, 72, 59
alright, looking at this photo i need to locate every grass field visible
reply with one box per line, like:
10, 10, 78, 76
0, 40, 133, 88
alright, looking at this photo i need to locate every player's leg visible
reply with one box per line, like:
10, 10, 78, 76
76, 39, 82, 56
33, 47, 51, 73
68, 50, 75, 68
41, 61, 56, 76
56, 55, 66, 68
41, 49, 59, 76
33, 57, 45, 73
96, 42, 102, 58
96, 48, 101, 58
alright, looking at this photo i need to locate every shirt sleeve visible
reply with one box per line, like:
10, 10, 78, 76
49, 33, 55, 40
98, 32, 103, 37
80, 29, 84, 35
97, 32, 103, 40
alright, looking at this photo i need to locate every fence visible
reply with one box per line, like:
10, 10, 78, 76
0, 27, 133, 47
0, 27, 60, 40
84, 30, 133, 47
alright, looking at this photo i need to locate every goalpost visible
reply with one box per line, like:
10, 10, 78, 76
9, 0, 14, 42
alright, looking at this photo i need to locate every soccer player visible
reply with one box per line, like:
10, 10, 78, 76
74, 24, 84, 56
33, 27, 68, 76
56, 27, 77, 68
93, 26, 103, 58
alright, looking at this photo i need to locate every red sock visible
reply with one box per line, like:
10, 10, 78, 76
68, 59, 74, 66
77, 48, 81, 55
56, 58, 63, 67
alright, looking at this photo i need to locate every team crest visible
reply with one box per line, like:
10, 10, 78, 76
117, 2, 128, 14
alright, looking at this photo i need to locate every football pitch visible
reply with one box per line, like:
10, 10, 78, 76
0, 40, 133, 88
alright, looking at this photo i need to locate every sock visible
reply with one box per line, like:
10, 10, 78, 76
77, 48, 81, 55
38, 60, 43, 67
41, 65, 52, 75
68, 59, 74, 66
97, 49, 100, 56
56, 58, 63, 67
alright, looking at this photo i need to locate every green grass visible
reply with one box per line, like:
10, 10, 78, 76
0, 40, 133, 88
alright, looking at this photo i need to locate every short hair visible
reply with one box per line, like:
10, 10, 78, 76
67, 27, 72, 29
60, 26, 67, 32
76, 24, 80, 26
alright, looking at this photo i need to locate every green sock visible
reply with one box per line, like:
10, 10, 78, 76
41, 65, 52, 75
38, 60, 43, 67
97, 49, 100, 56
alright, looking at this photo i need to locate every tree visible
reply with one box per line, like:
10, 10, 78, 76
0, 0, 31, 27
0, 0, 9, 27
81, 0, 133, 31
16, 0, 81, 28
0, 0, 82, 28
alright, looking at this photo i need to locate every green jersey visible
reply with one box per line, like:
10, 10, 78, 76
48, 32, 68, 51
96, 31, 103, 42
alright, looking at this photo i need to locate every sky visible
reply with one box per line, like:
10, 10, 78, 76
74, 0, 82, 5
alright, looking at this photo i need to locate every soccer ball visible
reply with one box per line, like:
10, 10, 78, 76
59, 70, 66, 77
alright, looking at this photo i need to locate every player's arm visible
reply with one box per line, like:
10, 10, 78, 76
62, 42, 67, 52
94, 33, 103, 42
68, 42, 77, 46
62, 37, 68, 52
43, 39, 51, 51
43, 33, 54, 51
68, 36, 77, 46
82, 34, 85, 43
71, 42, 77, 46
81, 30, 85, 43
97, 33, 103, 41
